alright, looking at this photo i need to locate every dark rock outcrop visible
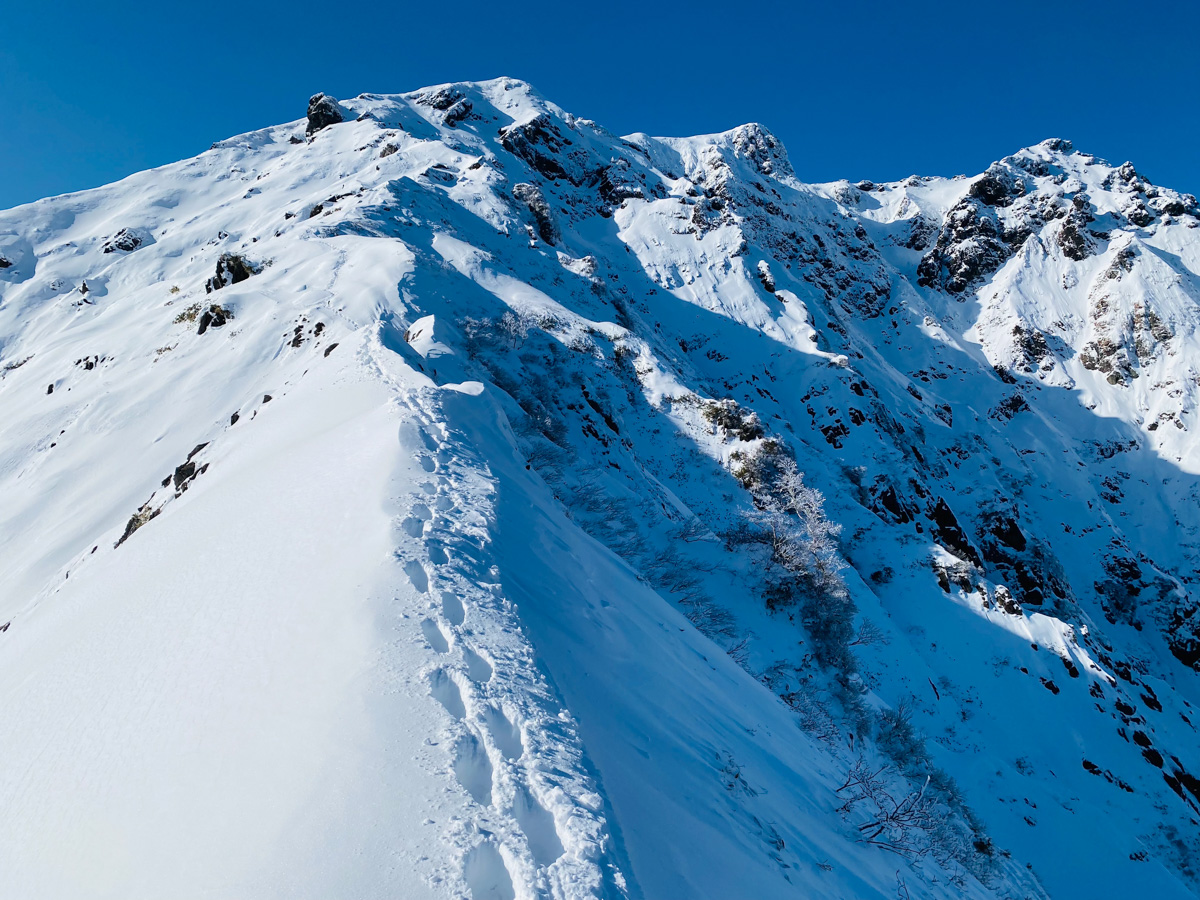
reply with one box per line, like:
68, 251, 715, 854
205, 253, 259, 293
306, 93, 344, 135
597, 159, 645, 206
512, 183, 559, 245
730, 124, 794, 180
498, 114, 607, 187
197, 305, 231, 335
101, 228, 144, 254
918, 198, 1022, 294
928, 498, 981, 566
417, 87, 464, 111
1057, 196, 1094, 260
968, 167, 1023, 207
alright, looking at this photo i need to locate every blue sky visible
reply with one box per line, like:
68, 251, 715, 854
1, 0, 1196, 210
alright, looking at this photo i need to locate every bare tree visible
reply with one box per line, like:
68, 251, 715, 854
849, 618, 889, 648
836, 757, 938, 858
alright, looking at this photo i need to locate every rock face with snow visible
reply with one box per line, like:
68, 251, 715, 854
305, 92, 344, 134
1, 79, 1199, 900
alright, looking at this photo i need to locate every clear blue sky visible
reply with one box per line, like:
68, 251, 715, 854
1, 0, 1197, 210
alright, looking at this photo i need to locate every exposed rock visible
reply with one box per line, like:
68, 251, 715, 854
989, 392, 1030, 422
499, 114, 604, 187
597, 159, 645, 206
928, 498, 981, 566
1124, 201, 1154, 227
904, 216, 938, 251
868, 479, 917, 524
115, 501, 161, 547
1150, 195, 1189, 217
918, 199, 1022, 294
995, 585, 1023, 615
1095, 555, 1144, 625
306, 93, 344, 135
1057, 200, 1094, 260
417, 87, 464, 111
968, 166, 1024, 207
1104, 245, 1138, 279
1167, 598, 1200, 671
1011, 324, 1052, 371
443, 98, 473, 127
205, 253, 259, 293
197, 304, 232, 335
0, 256, 10, 269
512, 182, 559, 245
730, 124, 794, 180
172, 444, 210, 495
756, 260, 776, 293
1080, 338, 1133, 384
101, 228, 144, 254
173, 460, 197, 490
414, 87, 475, 127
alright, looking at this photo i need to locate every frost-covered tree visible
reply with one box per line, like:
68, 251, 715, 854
744, 457, 854, 669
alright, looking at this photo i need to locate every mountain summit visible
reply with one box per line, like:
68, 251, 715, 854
1, 80, 1199, 900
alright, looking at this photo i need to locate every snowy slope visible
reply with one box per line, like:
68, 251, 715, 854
1, 79, 1198, 899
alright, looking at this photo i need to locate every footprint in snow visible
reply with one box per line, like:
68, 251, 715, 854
421, 618, 449, 654
405, 559, 429, 593
453, 731, 494, 807
463, 645, 493, 684
483, 704, 523, 760
513, 786, 565, 867
463, 840, 515, 900
429, 668, 466, 720
442, 592, 465, 626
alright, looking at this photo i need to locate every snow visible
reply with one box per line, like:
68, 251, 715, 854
1, 78, 1199, 899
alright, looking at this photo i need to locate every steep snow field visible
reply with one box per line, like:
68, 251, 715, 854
1, 79, 1198, 899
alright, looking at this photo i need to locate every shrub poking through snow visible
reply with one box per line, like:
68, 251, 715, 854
855, 699, 1001, 881
703, 398, 764, 441
173, 303, 202, 324
115, 500, 161, 548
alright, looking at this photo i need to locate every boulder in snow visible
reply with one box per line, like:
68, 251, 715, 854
101, 227, 151, 254
205, 253, 259, 294
306, 93, 344, 135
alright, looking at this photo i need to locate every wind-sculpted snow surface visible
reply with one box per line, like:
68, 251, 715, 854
1, 79, 1199, 899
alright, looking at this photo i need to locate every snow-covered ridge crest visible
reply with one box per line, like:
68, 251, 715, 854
1, 79, 1199, 900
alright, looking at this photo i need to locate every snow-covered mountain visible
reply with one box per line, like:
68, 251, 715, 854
2, 79, 1198, 900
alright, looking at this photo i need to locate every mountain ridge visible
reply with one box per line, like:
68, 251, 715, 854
1, 78, 1198, 900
